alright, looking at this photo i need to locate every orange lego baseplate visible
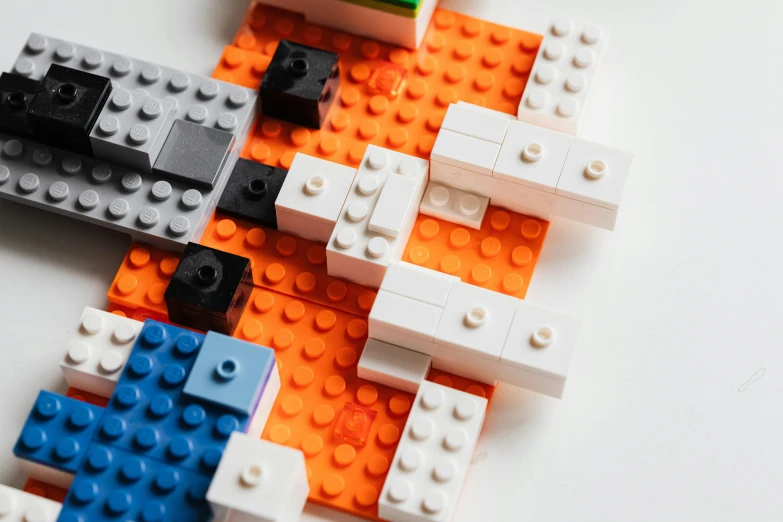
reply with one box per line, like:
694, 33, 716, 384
107, 243, 180, 317
218, 2, 541, 169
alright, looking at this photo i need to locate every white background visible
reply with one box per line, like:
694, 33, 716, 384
1, 0, 782, 520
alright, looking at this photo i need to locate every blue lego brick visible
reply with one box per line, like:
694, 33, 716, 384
58, 443, 212, 522
14, 391, 103, 477
183, 331, 276, 416
94, 321, 248, 477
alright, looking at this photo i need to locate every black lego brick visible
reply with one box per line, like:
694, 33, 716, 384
0, 72, 40, 137
260, 40, 340, 129
216, 158, 288, 229
27, 64, 112, 155
164, 242, 253, 335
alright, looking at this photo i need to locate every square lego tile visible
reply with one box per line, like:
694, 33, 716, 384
358, 338, 431, 394
440, 102, 511, 145
379, 260, 458, 308
153, 119, 235, 189
217, 159, 288, 229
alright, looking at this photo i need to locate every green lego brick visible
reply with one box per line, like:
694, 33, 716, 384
337, 0, 423, 18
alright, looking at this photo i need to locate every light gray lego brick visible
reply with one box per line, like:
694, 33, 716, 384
90, 88, 176, 172
0, 134, 216, 252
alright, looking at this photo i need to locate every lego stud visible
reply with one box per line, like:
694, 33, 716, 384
368, 148, 388, 170
429, 186, 450, 207
410, 417, 434, 441
422, 491, 447, 514
454, 398, 479, 421
433, 459, 458, 482
289, 57, 310, 78
525, 89, 547, 110
336, 228, 357, 249
534, 64, 556, 85
387, 479, 411, 503
67, 342, 90, 364
6, 91, 28, 110
556, 97, 578, 118
552, 18, 574, 37
48, 181, 69, 202
565, 73, 587, 93
100, 352, 125, 375
113, 324, 138, 344
240, 463, 265, 487
543, 41, 565, 61
57, 83, 78, 104
196, 265, 219, 286
522, 142, 544, 163
399, 447, 423, 472
530, 325, 556, 348
358, 175, 381, 196
215, 357, 240, 381
584, 159, 607, 180
464, 306, 488, 328
346, 201, 368, 222
459, 195, 481, 217
573, 49, 596, 69
367, 237, 389, 259
443, 427, 468, 451
420, 387, 444, 411
305, 174, 327, 195
82, 313, 104, 334
582, 25, 604, 45
247, 178, 268, 197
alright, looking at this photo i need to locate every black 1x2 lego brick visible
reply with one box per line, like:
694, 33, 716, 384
216, 158, 288, 229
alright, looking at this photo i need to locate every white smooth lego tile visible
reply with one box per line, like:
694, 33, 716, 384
431, 347, 499, 386
369, 290, 443, 348
430, 160, 498, 197
456, 101, 516, 120
246, 364, 281, 439
370, 325, 439, 357
556, 138, 633, 210
0, 484, 62, 522
358, 339, 431, 394
441, 103, 511, 145
419, 182, 489, 230
555, 195, 618, 230
368, 172, 421, 238
275, 210, 336, 244
380, 261, 459, 308
493, 120, 573, 193
434, 282, 518, 360
430, 129, 500, 176
499, 300, 583, 398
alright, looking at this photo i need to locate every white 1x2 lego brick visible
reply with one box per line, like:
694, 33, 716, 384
358, 339, 431, 394
368, 172, 420, 238
379, 261, 459, 308
368, 290, 443, 356
0, 484, 62, 522
274, 210, 337, 244
59, 307, 143, 398
440, 102, 511, 145
419, 182, 489, 230
430, 129, 500, 177
379, 381, 487, 522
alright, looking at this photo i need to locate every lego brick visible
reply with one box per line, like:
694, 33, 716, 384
164, 242, 254, 335
339, 0, 421, 17
94, 321, 249, 477
275, 211, 337, 245
66, 387, 110, 408
379, 381, 487, 522
89, 88, 176, 172
327, 145, 428, 288
153, 119, 235, 190
207, 432, 309, 522
358, 339, 431, 394
22, 478, 68, 504
14, 391, 104, 488
440, 102, 511, 145
500, 299, 583, 398
430, 130, 500, 176
59, 444, 212, 522
551, 194, 618, 230
218, 158, 288, 229
556, 138, 634, 211
183, 331, 277, 416
419, 182, 489, 230
379, 261, 458, 308
260, 40, 340, 129
456, 100, 516, 120
0, 484, 62, 522
59, 306, 143, 398
430, 347, 499, 386
0, 72, 39, 137
27, 64, 112, 155
212, 45, 270, 90
0, 135, 217, 252
275, 152, 357, 241
108, 244, 179, 316
368, 290, 442, 356
334, 402, 378, 446
518, 19, 609, 135
368, 172, 421, 238
493, 119, 573, 193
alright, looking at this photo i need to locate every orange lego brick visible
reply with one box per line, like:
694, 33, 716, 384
65, 387, 109, 408
23, 478, 67, 503
212, 45, 271, 89
403, 208, 549, 298
200, 215, 377, 317
107, 243, 180, 317
232, 2, 541, 168
105, 303, 169, 324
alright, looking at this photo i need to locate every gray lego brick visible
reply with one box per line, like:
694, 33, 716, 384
90, 88, 176, 173
0, 133, 219, 252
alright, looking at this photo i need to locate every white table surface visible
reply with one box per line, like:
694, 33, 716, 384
1, 0, 781, 520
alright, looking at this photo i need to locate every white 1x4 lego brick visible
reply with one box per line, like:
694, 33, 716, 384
419, 182, 489, 230
0, 484, 62, 522
430, 129, 500, 177
358, 339, 431, 394
368, 172, 421, 238
379, 261, 459, 308
59, 307, 143, 398
556, 138, 633, 211
379, 381, 487, 522
440, 102, 511, 145
207, 432, 309, 522
500, 299, 583, 398
369, 290, 443, 356
493, 119, 573, 193
517, 19, 609, 135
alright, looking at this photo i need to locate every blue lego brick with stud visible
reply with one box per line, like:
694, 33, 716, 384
59, 443, 213, 522
183, 331, 276, 416
93, 320, 249, 478
13, 390, 103, 477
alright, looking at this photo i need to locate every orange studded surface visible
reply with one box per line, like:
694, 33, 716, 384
107, 244, 180, 317
403, 208, 549, 298
227, 2, 541, 169
22, 478, 68, 503
200, 215, 378, 317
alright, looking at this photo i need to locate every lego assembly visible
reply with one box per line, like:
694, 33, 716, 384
0, 0, 632, 521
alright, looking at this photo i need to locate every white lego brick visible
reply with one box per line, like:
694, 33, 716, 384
431, 348, 499, 386
493, 120, 573, 193
275, 153, 357, 226
0, 484, 62, 522
17, 460, 74, 489
456, 101, 516, 120
379, 381, 487, 522
59, 307, 143, 398
518, 18, 609, 135
431, 129, 500, 176
433, 282, 518, 361
500, 300, 583, 398
556, 138, 633, 211
380, 261, 459, 308
554, 195, 618, 230
207, 432, 309, 522
368, 172, 421, 238
369, 290, 442, 356
275, 210, 337, 244
327, 145, 428, 288
440, 103, 511, 145
419, 182, 489, 230
358, 339, 431, 394
246, 363, 281, 439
